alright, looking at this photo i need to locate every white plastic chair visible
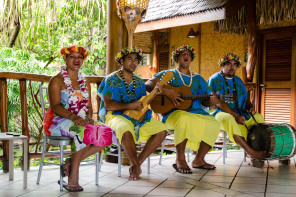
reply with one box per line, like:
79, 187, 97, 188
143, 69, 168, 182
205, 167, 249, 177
215, 130, 246, 164
36, 84, 103, 190
105, 142, 150, 177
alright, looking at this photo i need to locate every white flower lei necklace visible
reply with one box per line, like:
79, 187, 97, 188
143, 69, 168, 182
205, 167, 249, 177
61, 65, 89, 119
176, 68, 193, 87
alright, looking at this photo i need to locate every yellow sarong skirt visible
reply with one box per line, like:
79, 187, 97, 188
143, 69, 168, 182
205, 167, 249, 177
165, 110, 220, 152
105, 112, 167, 144
215, 112, 265, 144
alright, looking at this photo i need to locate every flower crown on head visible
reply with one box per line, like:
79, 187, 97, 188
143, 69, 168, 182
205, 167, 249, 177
218, 53, 241, 67
115, 47, 143, 64
60, 45, 89, 60
172, 45, 196, 61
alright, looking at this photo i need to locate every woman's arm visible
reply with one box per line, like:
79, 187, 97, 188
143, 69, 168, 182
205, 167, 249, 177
85, 80, 94, 124
48, 74, 88, 127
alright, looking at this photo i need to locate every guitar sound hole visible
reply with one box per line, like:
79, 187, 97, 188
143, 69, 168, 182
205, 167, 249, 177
161, 95, 165, 106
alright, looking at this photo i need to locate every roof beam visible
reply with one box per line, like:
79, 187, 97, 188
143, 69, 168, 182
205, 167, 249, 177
135, 8, 226, 33
225, 0, 246, 18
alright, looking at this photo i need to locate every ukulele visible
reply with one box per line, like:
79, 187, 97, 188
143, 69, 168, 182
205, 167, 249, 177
123, 71, 174, 122
150, 84, 235, 116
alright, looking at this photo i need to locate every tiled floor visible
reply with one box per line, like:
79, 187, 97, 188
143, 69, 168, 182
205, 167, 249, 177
0, 150, 296, 197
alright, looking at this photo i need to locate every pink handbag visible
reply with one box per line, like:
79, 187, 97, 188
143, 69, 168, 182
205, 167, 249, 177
82, 124, 114, 146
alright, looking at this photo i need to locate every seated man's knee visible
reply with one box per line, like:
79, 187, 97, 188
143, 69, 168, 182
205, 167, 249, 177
122, 130, 134, 139
159, 130, 167, 139
216, 112, 235, 122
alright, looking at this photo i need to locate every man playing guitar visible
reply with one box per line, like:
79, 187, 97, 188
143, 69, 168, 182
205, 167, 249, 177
208, 53, 266, 159
146, 45, 220, 173
97, 47, 167, 180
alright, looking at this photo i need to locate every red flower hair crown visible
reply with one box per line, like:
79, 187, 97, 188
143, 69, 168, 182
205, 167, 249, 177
60, 45, 89, 60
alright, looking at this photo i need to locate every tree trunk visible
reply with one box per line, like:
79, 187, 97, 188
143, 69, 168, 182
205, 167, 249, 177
246, 0, 258, 82
8, 18, 21, 47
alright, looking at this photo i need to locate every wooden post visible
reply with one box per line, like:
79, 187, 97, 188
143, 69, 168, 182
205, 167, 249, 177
151, 30, 159, 75
0, 78, 9, 172
290, 30, 296, 127
19, 79, 30, 170
96, 82, 101, 121
107, 0, 128, 74
197, 24, 201, 74
246, 0, 258, 82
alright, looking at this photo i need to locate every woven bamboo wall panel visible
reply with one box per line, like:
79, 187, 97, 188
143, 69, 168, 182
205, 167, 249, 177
169, 22, 248, 80
265, 38, 292, 81
264, 88, 291, 124
134, 31, 153, 54
169, 25, 200, 73
200, 22, 248, 80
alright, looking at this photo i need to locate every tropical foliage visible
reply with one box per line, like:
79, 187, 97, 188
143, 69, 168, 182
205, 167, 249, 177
1, 0, 107, 75
0, 0, 107, 152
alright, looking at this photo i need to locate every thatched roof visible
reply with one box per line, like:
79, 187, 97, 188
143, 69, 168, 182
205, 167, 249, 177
142, 0, 229, 23
215, 0, 296, 34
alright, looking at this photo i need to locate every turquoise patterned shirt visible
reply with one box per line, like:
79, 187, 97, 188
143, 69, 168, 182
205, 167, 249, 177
155, 69, 212, 123
208, 72, 250, 119
97, 72, 152, 124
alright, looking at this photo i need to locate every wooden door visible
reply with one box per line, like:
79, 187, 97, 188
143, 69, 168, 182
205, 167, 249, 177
260, 29, 296, 126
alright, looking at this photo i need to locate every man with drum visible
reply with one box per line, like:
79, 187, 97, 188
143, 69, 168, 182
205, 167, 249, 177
208, 53, 266, 159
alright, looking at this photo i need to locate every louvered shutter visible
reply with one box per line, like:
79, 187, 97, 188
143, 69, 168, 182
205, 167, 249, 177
262, 35, 293, 124
159, 46, 169, 72
264, 89, 291, 124
265, 38, 292, 81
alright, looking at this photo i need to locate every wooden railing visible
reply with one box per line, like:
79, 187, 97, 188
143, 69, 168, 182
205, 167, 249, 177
0, 71, 104, 172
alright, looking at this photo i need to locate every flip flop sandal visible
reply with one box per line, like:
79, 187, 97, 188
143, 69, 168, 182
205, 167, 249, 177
57, 180, 83, 192
192, 163, 216, 170
172, 163, 193, 174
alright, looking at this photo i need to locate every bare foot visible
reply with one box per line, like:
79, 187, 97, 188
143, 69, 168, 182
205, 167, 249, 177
67, 162, 80, 188
248, 150, 266, 160
175, 159, 192, 174
129, 165, 141, 181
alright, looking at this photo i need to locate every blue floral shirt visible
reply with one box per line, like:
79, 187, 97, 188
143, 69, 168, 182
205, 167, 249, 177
155, 69, 212, 123
208, 72, 250, 119
97, 72, 152, 124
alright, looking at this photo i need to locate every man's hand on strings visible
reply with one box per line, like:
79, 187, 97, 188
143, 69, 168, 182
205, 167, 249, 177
209, 92, 220, 105
166, 88, 183, 106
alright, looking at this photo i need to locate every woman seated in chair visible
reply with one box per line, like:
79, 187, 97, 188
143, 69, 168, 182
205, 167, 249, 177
43, 45, 116, 192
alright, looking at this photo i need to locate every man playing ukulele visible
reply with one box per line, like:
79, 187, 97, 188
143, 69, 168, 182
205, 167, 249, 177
208, 53, 266, 159
146, 45, 220, 173
97, 47, 167, 181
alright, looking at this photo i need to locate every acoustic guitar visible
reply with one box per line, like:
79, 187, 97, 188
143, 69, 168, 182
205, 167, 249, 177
150, 84, 235, 115
123, 71, 174, 122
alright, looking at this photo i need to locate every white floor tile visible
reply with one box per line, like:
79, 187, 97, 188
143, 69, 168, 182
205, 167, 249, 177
230, 183, 265, 192
147, 187, 191, 196
110, 185, 154, 195
186, 188, 225, 197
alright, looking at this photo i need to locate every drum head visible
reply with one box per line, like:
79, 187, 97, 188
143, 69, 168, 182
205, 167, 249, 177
248, 124, 271, 152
